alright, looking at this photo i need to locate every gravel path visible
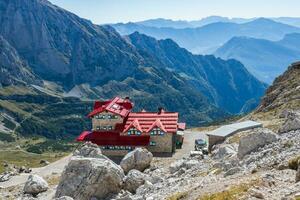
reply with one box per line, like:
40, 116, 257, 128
0, 155, 71, 188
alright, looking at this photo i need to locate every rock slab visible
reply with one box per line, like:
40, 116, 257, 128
23, 175, 48, 195
120, 148, 153, 174
238, 128, 277, 159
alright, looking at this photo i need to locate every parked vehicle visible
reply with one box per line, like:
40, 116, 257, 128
194, 139, 208, 154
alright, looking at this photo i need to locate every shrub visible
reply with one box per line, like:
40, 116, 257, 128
288, 156, 300, 170
0, 132, 16, 142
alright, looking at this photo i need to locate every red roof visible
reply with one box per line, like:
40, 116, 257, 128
177, 123, 186, 130
124, 110, 179, 133
77, 131, 150, 146
88, 97, 133, 118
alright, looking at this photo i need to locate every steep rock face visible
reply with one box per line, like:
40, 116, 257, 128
0, 35, 40, 86
0, 0, 142, 88
128, 32, 267, 113
255, 62, 300, 114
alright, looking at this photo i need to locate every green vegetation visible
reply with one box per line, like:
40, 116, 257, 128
0, 132, 16, 142
0, 86, 93, 140
0, 150, 67, 173
288, 156, 300, 170
25, 140, 76, 154
197, 180, 261, 200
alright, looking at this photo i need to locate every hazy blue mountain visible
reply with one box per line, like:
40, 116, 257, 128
135, 16, 254, 29
272, 17, 300, 28
113, 18, 300, 54
215, 33, 300, 83
128, 32, 267, 113
136, 18, 192, 29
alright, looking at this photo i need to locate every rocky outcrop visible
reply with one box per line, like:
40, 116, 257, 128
279, 111, 300, 133
73, 142, 103, 158
120, 148, 153, 174
23, 175, 48, 195
123, 169, 147, 193
238, 128, 277, 159
255, 62, 300, 115
55, 144, 125, 200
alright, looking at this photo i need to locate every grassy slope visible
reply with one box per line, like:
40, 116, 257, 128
0, 85, 91, 170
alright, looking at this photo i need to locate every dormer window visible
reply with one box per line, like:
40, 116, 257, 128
150, 128, 165, 135
127, 128, 141, 135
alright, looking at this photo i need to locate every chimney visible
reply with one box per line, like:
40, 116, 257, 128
158, 107, 164, 114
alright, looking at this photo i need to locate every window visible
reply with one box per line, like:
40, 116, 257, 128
150, 141, 156, 146
96, 126, 100, 131
127, 128, 142, 135
107, 126, 113, 130
150, 128, 164, 135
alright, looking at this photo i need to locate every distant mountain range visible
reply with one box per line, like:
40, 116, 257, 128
112, 18, 300, 54
215, 33, 300, 83
133, 16, 300, 29
0, 0, 267, 139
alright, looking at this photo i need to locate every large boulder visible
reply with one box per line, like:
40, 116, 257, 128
0, 171, 12, 182
23, 175, 48, 195
279, 111, 300, 133
55, 143, 125, 200
123, 169, 147, 193
120, 148, 153, 174
237, 128, 277, 159
73, 142, 102, 158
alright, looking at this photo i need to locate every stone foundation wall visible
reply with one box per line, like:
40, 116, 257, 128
147, 133, 173, 153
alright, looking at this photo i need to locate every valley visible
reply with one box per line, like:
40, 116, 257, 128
0, 0, 300, 199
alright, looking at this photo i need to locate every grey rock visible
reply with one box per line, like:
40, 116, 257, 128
55, 156, 125, 200
169, 159, 185, 174
249, 188, 264, 199
109, 190, 133, 200
23, 175, 48, 195
279, 111, 300, 133
39, 160, 50, 165
0, 172, 12, 182
120, 148, 153, 174
123, 169, 147, 193
213, 144, 237, 159
55, 196, 74, 200
73, 142, 103, 158
224, 167, 242, 177
238, 128, 277, 159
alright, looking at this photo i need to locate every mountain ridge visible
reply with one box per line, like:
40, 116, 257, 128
112, 18, 300, 54
215, 33, 300, 83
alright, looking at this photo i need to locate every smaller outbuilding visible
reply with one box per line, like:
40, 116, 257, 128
206, 120, 262, 150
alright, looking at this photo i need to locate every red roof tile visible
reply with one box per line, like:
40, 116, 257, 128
124, 111, 179, 133
88, 97, 133, 118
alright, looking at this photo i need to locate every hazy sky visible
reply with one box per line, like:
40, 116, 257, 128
49, 0, 299, 24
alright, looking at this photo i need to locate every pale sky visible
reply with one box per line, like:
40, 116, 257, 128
49, 0, 300, 24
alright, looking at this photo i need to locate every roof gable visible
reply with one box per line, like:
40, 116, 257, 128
88, 97, 133, 118
146, 119, 167, 133
124, 112, 179, 133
